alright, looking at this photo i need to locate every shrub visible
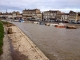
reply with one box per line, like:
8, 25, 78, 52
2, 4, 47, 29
0, 21, 4, 55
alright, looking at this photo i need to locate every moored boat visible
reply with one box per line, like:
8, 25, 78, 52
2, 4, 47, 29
55, 23, 66, 28
45, 23, 50, 26
34, 22, 39, 24
50, 23, 58, 26
66, 26, 78, 29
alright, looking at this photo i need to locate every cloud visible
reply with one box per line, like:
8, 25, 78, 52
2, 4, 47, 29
0, 0, 80, 12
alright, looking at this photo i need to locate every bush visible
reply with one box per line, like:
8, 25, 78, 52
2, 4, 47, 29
0, 21, 4, 55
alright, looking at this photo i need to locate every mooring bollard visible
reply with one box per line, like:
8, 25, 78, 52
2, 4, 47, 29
7, 28, 12, 34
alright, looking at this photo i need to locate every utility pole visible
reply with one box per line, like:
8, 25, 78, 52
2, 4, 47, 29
6, 9, 7, 22
75, 13, 78, 22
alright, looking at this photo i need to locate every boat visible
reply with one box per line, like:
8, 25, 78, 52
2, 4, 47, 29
50, 23, 58, 26
19, 20, 25, 22
54, 23, 66, 28
66, 26, 78, 29
34, 22, 39, 24
45, 23, 50, 26
45, 23, 59, 26
39, 22, 45, 25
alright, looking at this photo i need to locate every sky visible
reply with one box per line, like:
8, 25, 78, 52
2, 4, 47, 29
0, 0, 80, 13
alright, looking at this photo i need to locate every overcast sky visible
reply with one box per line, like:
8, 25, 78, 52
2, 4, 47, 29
0, 0, 80, 13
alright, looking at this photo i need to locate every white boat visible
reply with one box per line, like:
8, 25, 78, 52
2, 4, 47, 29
45, 23, 50, 26
55, 23, 66, 28
34, 22, 39, 24
58, 23, 66, 26
50, 23, 58, 26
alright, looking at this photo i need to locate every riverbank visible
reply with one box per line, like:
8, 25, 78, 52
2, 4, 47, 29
7, 25, 49, 60
0, 21, 12, 60
0, 26, 12, 60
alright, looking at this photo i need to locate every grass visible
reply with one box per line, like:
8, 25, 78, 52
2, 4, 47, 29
0, 21, 4, 55
1, 21, 8, 25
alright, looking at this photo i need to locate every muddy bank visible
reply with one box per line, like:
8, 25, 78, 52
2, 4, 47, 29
8, 25, 49, 60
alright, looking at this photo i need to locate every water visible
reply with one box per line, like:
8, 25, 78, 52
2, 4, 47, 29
12, 22, 80, 60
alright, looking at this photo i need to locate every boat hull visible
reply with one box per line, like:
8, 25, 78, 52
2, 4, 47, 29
66, 26, 77, 29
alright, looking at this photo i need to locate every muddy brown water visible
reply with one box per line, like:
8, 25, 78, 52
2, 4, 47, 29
12, 22, 80, 60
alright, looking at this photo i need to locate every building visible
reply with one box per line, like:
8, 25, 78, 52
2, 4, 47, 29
22, 9, 42, 20
0, 12, 2, 15
56, 13, 62, 21
77, 12, 80, 23
43, 10, 61, 21
0, 12, 12, 19
12, 11, 22, 19
0, 12, 3, 18
0, 11, 22, 20
68, 11, 78, 22
77, 12, 80, 20
61, 13, 69, 21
